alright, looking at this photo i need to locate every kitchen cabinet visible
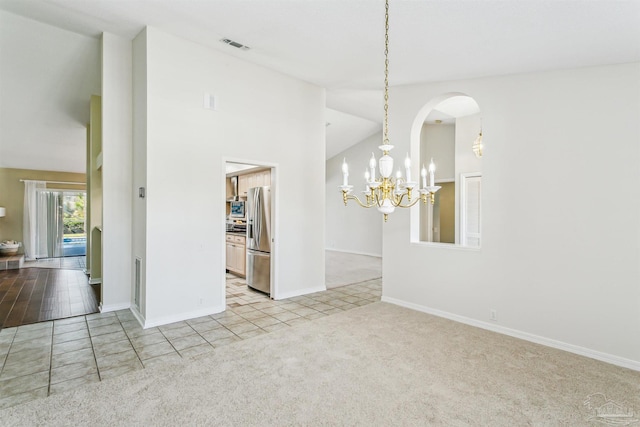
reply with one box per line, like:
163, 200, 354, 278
225, 234, 246, 276
237, 169, 271, 197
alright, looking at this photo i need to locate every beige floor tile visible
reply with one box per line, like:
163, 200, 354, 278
199, 328, 236, 343
236, 329, 267, 340
51, 347, 95, 369
215, 316, 248, 327
13, 327, 52, 343
225, 322, 259, 335
290, 307, 320, 317
169, 334, 207, 351
53, 316, 86, 326
93, 339, 135, 358
209, 336, 241, 348
8, 338, 51, 354
259, 306, 288, 315
185, 316, 215, 325
130, 332, 168, 349
272, 311, 301, 322
16, 322, 53, 333
53, 328, 90, 344
158, 321, 190, 331
85, 312, 116, 321
4, 346, 51, 366
0, 371, 50, 396
90, 330, 128, 346
52, 337, 92, 355
53, 321, 88, 335
0, 386, 48, 410
88, 323, 124, 337
87, 316, 120, 329
189, 319, 223, 334
285, 317, 311, 327
123, 325, 160, 339
0, 328, 17, 344
177, 343, 215, 358
0, 358, 50, 381
96, 349, 139, 371
323, 308, 344, 315
238, 310, 267, 321
50, 360, 97, 384
159, 325, 196, 341
262, 323, 290, 333
135, 341, 177, 360
304, 312, 328, 320
250, 316, 282, 329
99, 359, 143, 380
49, 373, 100, 396
141, 352, 183, 369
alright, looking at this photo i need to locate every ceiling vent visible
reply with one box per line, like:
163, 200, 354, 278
220, 38, 250, 51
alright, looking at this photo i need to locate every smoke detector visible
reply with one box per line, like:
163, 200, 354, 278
220, 38, 250, 51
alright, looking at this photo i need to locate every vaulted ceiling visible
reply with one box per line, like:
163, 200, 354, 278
1, 0, 639, 170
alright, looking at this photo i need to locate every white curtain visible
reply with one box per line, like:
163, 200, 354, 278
23, 180, 46, 260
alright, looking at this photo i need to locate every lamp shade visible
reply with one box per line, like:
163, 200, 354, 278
0, 207, 5, 217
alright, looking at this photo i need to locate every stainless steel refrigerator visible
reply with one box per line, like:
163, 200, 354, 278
246, 186, 271, 294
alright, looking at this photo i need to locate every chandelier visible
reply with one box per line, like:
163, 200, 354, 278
339, 0, 440, 222
472, 129, 483, 158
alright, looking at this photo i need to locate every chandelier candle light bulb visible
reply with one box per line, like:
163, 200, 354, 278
338, 0, 440, 221
429, 158, 436, 187
342, 158, 349, 186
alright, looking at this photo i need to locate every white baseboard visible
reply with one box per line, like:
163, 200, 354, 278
130, 305, 145, 328
325, 248, 382, 258
275, 285, 326, 300
381, 296, 640, 372
143, 304, 226, 329
100, 302, 131, 313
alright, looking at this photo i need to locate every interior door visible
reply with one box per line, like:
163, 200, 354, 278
460, 173, 481, 247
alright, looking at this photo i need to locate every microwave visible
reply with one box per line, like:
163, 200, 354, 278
230, 200, 245, 218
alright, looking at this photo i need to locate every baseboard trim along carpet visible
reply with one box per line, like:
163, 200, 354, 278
1, 302, 637, 425
382, 295, 640, 371
142, 304, 226, 329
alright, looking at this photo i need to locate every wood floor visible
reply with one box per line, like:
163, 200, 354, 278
0, 268, 99, 329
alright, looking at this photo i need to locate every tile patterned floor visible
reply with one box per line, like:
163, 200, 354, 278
0, 275, 381, 409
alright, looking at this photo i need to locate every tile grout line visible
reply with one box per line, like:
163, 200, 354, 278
119, 312, 156, 367
46, 318, 56, 396
86, 315, 103, 382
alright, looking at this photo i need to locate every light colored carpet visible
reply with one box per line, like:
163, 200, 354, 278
2, 302, 638, 426
325, 250, 381, 289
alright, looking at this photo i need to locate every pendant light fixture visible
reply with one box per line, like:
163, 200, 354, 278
339, 0, 440, 222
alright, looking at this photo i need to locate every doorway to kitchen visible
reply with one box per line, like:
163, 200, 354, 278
224, 161, 275, 308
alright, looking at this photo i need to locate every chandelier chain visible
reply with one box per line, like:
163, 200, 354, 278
383, 0, 390, 145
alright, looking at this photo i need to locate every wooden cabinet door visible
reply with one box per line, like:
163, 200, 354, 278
234, 244, 246, 275
226, 242, 235, 271
238, 175, 248, 197
262, 170, 271, 186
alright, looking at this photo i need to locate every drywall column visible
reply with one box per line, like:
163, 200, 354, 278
131, 29, 148, 320
101, 33, 133, 311
88, 95, 102, 286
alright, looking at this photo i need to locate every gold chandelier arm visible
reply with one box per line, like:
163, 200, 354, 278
343, 191, 378, 208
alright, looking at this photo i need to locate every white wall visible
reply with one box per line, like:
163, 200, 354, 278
137, 27, 325, 326
326, 132, 383, 257
132, 29, 148, 319
421, 123, 455, 181
101, 33, 133, 312
384, 62, 640, 369
0, 11, 99, 173
454, 113, 482, 244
